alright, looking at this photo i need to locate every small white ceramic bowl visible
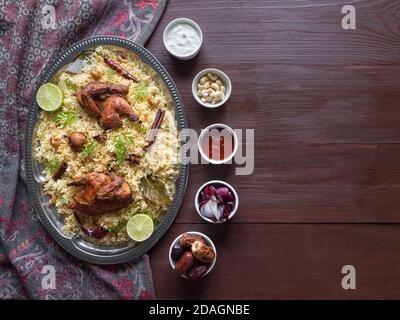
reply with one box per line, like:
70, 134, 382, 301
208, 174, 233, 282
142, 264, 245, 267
198, 123, 238, 164
163, 18, 203, 60
169, 231, 217, 279
192, 68, 232, 108
195, 180, 239, 223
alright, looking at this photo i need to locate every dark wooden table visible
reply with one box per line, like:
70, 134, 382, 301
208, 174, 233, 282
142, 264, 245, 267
146, 0, 400, 299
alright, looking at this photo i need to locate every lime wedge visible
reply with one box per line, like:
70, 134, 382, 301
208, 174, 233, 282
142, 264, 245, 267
36, 83, 64, 111
126, 214, 154, 242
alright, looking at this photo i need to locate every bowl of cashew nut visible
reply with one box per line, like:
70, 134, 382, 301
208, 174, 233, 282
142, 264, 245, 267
192, 68, 232, 108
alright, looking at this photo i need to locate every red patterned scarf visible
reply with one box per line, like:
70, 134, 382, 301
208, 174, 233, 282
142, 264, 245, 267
0, 0, 166, 300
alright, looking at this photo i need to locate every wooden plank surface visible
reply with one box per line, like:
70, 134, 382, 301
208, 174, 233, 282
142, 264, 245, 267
145, 0, 400, 223
145, 0, 400, 298
174, 144, 400, 223
150, 224, 400, 299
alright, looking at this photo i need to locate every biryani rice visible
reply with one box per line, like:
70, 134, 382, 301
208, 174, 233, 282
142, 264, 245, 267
33, 46, 180, 245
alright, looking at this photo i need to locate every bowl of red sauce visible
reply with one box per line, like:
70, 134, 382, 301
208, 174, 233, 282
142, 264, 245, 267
198, 123, 238, 164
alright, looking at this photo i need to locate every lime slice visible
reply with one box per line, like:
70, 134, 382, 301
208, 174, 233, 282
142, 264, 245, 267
36, 83, 64, 111
126, 214, 154, 242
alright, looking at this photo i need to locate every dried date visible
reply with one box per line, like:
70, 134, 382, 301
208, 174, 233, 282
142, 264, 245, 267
171, 243, 185, 262
179, 233, 205, 247
174, 251, 194, 275
187, 265, 208, 281
191, 240, 215, 264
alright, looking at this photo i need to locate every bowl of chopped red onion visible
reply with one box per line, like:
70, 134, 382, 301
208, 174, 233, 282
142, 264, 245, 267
195, 180, 239, 223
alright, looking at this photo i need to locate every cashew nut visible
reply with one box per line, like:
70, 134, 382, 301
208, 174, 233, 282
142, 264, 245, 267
90, 67, 102, 80
207, 72, 218, 81
147, 96, 160, 108
199, 75, 209, 85
201, 96, 212, 103
210, 91, 225, 104
50, 136, 61, 149
116, 50, 129, 63
210, 83, 220, 91
220, 85, 226, 94
210, 90, 224, 98
197, 81, 211, 91
202, 88, 214, 97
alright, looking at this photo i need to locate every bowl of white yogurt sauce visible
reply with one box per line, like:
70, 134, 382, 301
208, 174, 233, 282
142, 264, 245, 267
163, 18, 203, 60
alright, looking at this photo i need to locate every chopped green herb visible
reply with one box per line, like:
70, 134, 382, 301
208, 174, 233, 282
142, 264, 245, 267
47, 158, 61, 174
53, 110, 78, 128
133, 122, 147, 135
135, 83, 148, 101
56, 196, 67, 205
113, 134, 134, 164
81, 141, 97, 160
105, 68, 115, 80
104, 220, 127, 233
64, 79, 76, 92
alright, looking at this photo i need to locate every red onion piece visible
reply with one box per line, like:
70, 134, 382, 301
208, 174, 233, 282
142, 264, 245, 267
215, 186, 234, 203
221, 203, 231, 221
203, 185, 218, 199
199, 184, 235, 222
199, 197, 222, 221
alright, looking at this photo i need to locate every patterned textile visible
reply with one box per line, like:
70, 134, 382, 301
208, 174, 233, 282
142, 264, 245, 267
0, 0, 166, 299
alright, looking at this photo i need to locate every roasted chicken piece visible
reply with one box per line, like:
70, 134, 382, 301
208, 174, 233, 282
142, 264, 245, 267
76, 82, 128, 117
68, 172, 133, 216
76, 82, 138, 129
100, 96, 139, 129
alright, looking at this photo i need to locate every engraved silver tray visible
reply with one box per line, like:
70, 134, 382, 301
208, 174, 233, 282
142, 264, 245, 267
25, 36, 189, 264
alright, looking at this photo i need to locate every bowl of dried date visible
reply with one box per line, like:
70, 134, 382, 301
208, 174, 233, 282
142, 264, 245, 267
169, 231, 217, 280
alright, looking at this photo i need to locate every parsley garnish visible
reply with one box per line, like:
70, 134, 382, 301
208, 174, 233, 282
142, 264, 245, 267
81, 141, 97, 160
105, 68, 115, 80
135, 83, 148, 102
64, 79, 76, 92
47, 158, 61, 174
133, 122, 147, 135
56, 196, 67, 205
53, 110, 78, 128
104, 220, 127, 233
113, 134, 134, 164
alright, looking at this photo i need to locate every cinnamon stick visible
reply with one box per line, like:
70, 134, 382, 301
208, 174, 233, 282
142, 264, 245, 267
144, 109, 165, 151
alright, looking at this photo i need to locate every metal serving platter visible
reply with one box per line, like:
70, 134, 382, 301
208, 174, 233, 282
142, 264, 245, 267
25, 36, 189, 265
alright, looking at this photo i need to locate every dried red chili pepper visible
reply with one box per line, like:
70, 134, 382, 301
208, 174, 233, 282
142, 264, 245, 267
86, 50, 139, 82
102, 55, 138, 82
74, 213, 108, 239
